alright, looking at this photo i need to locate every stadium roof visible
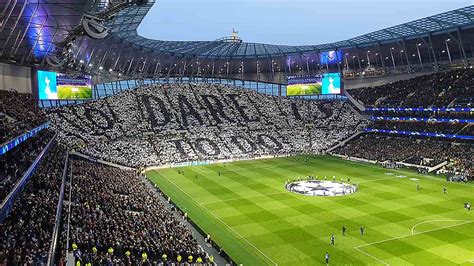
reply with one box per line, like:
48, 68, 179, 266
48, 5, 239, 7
110, 3, 474, 59
0, 1, 473, 81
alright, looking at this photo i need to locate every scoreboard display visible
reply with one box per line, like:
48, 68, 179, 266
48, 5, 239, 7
37, 70, 92, 100
287, 73, 342, 96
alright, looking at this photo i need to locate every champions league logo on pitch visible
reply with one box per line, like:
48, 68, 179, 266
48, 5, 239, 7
286, 180, 357, 197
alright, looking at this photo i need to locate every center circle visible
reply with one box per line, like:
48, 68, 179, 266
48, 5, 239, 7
285, 180, 358, 197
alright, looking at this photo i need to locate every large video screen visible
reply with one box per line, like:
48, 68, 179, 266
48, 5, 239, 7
287, 73, 341, 96
37, 70, 92, 100
320, 50, 343, 65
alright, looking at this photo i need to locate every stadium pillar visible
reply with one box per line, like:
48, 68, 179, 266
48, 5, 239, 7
344, 53, 349, 70
355, 47, 362, 70
366, 51, 371, 67
428, 34, 439, 71
389, 47, 396, 71
455, 29, 468, 66
416, 43, 423, 70
306, 57, 310, 73
211, 61, 215, 77
376, 43, 386, 72
401, 39, 412, 72
153, 60, 160, 81
336, 51, 342, 73
445, 38, 452, 64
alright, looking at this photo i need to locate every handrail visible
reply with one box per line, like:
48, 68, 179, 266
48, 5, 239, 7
47, 149, 69, 266
0, 122, 49, 156
0, 132, 57, 222
65, 159, 74, 266
69, 151, 136, 170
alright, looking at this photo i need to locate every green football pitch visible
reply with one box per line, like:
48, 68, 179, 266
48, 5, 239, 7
146, 155, 474, 265
57, 85, 92, 99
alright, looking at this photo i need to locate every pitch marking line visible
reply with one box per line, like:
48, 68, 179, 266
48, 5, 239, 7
411, 219, 472, 235
201, 191, 287, 205
354, 220, 473, 265
354, 246, 389, 266
155, 172, 279, 266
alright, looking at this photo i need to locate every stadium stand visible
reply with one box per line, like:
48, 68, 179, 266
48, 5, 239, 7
0, 130, 55, 203
349, 68, 473, 107
0, 90, 47, 144
333, 134, 473, 179
0, 142, 66, 264
63, 160, 206, 264
48, 83, 368, 167
340, 68, 473, 180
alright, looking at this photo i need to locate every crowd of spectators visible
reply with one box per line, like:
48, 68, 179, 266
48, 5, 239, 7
64, 160, 206, 264
0, 130, 55, 203
0, 142, 66, 264
349, 68, 473, 107
333, 134, 473, 179
0, 90, 47, 144
48, 83, 367, 167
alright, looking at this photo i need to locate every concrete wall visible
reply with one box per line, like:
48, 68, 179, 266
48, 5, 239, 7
0, 62, 32, 94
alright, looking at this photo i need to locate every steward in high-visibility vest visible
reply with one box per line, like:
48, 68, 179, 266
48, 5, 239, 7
107, 247, 114, 255
209, 255, 214, 263
125, 251, 131, 257
75, 261, 80, 266
177, 254, 182, 263
72, 243, 78, 251
196, 257, 203, 263
162, 253, 167, 262
92, 247, 97, 254
188, 255, 193, 263
142, 252, 148, 262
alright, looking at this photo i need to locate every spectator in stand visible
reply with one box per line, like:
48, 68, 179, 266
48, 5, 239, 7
0, 142, 66, 265
48, 83, 368, 167
334, 134, 472, 180
0, 90, 47, 143
65, 160, 206, 264
349, 68, 473, 108
0, 130, 55, 202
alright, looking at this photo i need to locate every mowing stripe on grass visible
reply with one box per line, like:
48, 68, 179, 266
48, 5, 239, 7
155, 171, 279, 266
356, 220, 473, 249
353, 246, 389, 266
148, 155, 474, 265
354, 220, 473, 264
201, 191, 287, 205
410, 219, 473, 235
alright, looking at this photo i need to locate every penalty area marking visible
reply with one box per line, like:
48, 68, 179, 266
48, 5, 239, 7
354, 220, 473, 265
354, 246, 389, 266
155, 172, 279, 266
411, 219, 472, 235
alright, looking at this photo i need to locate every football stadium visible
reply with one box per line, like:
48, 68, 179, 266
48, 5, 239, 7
0, 0, 473, 265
